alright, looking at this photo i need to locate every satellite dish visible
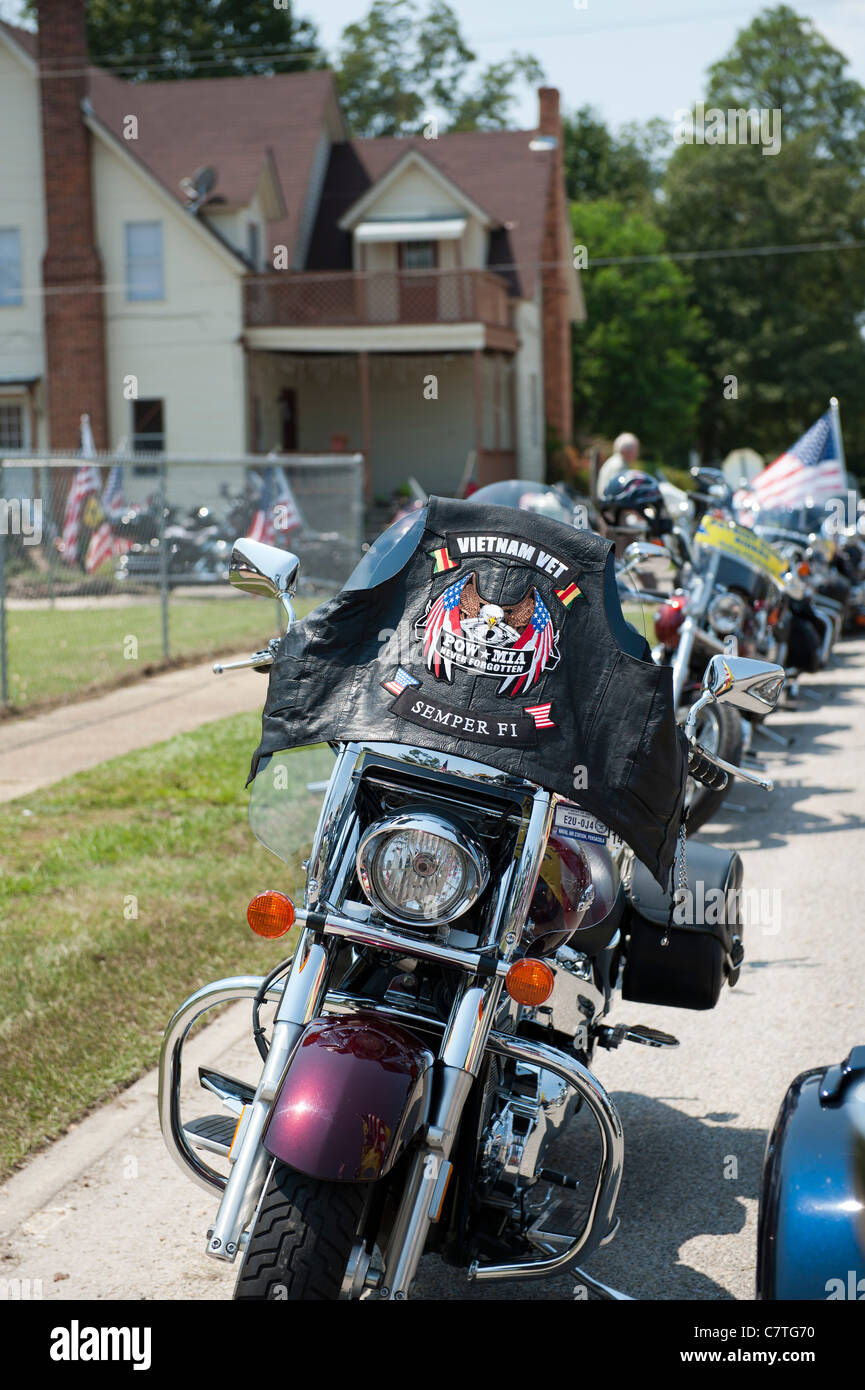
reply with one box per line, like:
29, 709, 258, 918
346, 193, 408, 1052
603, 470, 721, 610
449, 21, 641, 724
722, 447, 764, 489
192, 166, 217, 198
179, 165, 218, 212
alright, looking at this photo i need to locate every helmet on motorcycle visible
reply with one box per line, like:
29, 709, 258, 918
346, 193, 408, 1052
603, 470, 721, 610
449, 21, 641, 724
600, 470, 664, 512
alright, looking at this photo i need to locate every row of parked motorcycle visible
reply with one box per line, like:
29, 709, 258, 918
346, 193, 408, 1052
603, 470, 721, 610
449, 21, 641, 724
156, 465, 864, 1302
112, 476, 356, 590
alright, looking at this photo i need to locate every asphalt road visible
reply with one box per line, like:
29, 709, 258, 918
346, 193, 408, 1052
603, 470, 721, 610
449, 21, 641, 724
2, 639, 864, 1302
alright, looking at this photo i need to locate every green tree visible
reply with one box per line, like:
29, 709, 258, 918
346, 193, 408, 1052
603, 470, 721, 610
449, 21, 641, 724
563, 105, 669, 208
661, 6, 865, 466
706, 3, 865, 160
335, 0, 543, 137
571, 200, 707, 458
26, 0, 322, 81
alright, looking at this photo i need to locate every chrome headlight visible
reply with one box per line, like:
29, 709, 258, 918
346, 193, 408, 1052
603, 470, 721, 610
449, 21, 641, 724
356, 812, 489, 928
708, 591, 746, 635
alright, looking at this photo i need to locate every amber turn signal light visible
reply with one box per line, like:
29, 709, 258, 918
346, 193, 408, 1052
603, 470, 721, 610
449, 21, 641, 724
505, 958, 555, 1006
247, 890, 296, 938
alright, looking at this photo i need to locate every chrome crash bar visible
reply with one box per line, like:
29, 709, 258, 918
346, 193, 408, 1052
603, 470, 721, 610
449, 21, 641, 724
467, 1030, 624, 1282
158, 974, 285, 1194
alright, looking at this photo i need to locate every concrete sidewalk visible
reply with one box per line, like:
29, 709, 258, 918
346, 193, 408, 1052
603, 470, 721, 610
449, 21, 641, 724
0, 657, 266, 802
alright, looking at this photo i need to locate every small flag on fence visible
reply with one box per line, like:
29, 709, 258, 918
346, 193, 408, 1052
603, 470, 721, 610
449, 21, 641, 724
274, 466, 302, 536
61, 464, 101, 565
247, 468, 277, 546
102, 465, 126, 520
249, 467, 303, 546
84, 466, 131, 574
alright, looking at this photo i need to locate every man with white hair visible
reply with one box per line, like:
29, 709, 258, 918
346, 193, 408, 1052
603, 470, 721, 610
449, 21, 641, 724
597, 432, 641, 497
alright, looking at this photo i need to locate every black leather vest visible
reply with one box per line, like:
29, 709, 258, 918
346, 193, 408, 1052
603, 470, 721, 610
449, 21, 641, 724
250, 496, 687, 883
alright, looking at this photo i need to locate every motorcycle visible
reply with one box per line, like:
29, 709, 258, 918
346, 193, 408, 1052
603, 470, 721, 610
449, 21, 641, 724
158, 503, 784, 1300
757, 1046, 865, 1300
621, 522, 794, 831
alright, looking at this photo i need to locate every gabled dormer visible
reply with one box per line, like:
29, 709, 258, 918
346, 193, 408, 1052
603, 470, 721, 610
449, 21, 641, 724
337, 147, 499, 277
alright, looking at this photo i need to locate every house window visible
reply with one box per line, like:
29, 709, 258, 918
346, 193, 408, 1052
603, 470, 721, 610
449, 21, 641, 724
132, 399, 165, 471
247, 222, 261, 270
529, 374, 539, 447
0, 400, 25, 448
125, 222, 164, 301
399, 240, 437, 270
0, 229, 22, 306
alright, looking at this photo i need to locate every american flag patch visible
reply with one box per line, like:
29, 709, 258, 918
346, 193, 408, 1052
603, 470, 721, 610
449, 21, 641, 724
524, 703, 554, 729
383, 666, 421, 697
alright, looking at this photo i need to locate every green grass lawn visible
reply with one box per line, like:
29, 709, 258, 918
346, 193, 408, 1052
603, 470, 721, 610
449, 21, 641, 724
3, 595, 315, 709
0, 714, 333, 1178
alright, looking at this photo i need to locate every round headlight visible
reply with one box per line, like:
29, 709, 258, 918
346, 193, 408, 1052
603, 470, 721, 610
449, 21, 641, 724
708, 591, 746, 635
356, 812, 489, 928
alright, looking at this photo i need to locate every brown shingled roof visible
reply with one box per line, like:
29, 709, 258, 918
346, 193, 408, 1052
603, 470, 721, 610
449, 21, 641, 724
86, 66, 339, 264
2, 16, 552, 295
310, 131, 553, 297
0, 18, 37, 58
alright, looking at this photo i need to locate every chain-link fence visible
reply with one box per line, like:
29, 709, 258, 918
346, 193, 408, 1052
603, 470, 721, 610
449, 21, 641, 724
0, 452, 363, 711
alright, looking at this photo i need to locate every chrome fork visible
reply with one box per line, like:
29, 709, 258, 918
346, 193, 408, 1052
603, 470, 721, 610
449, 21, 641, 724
205, 931, 331, 1261
377, 786, 556, 1300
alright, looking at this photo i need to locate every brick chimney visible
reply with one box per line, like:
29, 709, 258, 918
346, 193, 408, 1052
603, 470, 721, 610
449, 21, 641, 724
37, 0, 108, 450
537, 87, 573, 449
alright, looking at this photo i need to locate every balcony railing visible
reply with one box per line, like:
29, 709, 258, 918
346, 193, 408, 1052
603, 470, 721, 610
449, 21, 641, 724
244, 268, 512, 331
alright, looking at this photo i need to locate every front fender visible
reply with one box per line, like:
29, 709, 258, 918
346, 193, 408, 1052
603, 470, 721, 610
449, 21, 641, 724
263, 1013, 435, 1182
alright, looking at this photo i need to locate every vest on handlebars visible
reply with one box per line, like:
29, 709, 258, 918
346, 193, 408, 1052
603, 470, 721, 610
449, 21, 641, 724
250, 496, 687, 885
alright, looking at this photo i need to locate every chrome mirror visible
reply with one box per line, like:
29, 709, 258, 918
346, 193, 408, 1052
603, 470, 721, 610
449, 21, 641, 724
699, 654, 785, 715
230, 538, 299, 623
620, 541, 673, 588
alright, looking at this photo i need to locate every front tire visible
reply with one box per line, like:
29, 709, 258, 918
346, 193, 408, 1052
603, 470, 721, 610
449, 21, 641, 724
234, 1163, 367, 1301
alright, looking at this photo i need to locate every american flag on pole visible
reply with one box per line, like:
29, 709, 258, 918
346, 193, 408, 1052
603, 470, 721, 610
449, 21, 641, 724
84, 466, 130, 573
61, 414, 102, 565
247, 468, 277, 545
101, 465, 126, 520
273, 466, 302, 538
749, 408, 846, 510
61, 465, 101, 565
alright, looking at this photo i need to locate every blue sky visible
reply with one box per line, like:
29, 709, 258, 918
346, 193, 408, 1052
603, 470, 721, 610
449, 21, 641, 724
4, 0, 865, 132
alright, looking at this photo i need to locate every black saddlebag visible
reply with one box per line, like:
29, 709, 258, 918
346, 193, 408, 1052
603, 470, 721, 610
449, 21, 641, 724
622, 842, 744, 1010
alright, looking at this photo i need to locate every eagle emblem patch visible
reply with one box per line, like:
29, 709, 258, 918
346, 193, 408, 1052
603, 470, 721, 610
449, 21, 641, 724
417, 571, 560, 696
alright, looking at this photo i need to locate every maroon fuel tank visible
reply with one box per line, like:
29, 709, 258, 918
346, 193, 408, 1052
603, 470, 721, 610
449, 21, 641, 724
263, 1014, 435, 1182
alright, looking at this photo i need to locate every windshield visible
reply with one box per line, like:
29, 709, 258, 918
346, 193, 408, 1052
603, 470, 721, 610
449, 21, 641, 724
344, 508, 427, 591
248, 746, 337, 890
470, 481, 582, 529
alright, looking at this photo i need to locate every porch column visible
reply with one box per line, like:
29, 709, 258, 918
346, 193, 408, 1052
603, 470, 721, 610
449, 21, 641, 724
243, 338, 257, 453
472, 348, 483, 478
359, 350, 372, 501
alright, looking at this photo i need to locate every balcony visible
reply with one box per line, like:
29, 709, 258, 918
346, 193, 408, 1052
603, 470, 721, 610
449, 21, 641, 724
244, 268, 514, 335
